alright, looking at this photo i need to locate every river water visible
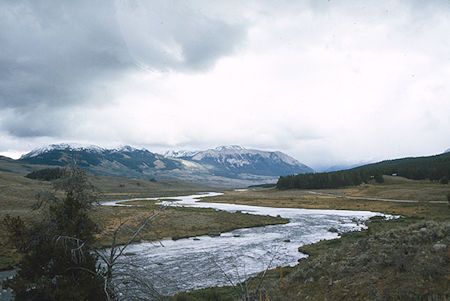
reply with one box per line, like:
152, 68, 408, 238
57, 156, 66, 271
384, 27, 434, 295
103, 192, 388, 298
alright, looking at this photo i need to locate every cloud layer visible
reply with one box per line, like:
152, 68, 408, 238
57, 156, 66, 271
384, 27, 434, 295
1, 0, 449, 168
0, 0, 245, 136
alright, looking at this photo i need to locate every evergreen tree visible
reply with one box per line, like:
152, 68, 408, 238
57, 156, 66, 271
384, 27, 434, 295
25, 167, 65, 181
2, 166, 106, 300
374, 172, 384, 183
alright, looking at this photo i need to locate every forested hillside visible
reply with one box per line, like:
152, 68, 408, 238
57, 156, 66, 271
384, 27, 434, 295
277, 152, 450, 189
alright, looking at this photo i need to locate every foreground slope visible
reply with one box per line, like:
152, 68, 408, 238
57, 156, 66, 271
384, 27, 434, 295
276, 221, 449, 300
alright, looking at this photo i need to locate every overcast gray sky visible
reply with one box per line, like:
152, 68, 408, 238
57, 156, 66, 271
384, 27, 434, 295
1, 0, 449, 169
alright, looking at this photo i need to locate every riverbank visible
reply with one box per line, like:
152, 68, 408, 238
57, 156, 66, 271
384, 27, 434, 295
277, 220, 449, 300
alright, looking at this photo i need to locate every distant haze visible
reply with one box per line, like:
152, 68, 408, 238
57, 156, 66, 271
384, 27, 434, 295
1, 1, 449, 169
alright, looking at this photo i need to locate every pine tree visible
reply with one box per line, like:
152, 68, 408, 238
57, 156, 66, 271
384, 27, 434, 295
2, 166, 106, 300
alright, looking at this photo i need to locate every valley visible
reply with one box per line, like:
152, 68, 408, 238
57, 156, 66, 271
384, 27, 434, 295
1, 147, 449, 300
2, 2, 449, 299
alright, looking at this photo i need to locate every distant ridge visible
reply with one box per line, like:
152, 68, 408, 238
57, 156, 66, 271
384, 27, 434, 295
164, 145, 314, 177
18, 143, 313, 187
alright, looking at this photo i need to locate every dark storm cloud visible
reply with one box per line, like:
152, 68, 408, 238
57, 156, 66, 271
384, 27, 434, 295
0, 0, 247, 136
115, 1, 246, 71
1, 107, 69, 137
0, 0, 131, 110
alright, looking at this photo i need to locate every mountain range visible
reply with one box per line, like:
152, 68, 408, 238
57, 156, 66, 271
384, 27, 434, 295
17, 144, 313, 187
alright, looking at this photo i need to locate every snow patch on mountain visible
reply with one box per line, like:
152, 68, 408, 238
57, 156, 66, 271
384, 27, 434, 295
225, 158, 251, 167
272, 151, 302, 166
113, 145, 144, 153
164, 150, 199, 158
214, 145, 245, 152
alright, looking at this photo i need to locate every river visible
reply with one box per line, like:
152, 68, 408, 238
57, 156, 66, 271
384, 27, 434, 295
0, 192, 389, 300
102, 192, 388, 299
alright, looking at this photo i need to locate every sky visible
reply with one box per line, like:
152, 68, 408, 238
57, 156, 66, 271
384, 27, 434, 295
1, 0, 449, 169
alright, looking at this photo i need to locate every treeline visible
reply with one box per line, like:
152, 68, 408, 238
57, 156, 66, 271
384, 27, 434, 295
277, 169, 378, 190
248, 183, 277, 189
25, 167, 65, 181
277, 152, 450, 190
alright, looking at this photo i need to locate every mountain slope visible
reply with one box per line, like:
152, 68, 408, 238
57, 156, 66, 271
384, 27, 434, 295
167, 145, 313, 178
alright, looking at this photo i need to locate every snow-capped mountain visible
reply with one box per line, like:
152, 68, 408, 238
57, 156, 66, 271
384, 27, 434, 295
19, 143, 313, 187
20, 143, 181, 176
166, 145, 314, 177
21, 143, 106, 159
21, 144, 149, 160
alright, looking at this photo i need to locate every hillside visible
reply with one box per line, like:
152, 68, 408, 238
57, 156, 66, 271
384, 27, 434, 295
0, 155, 51, 176
351, 151, 450, 180
17, 144, 313, 187
277, 152, 450, 190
